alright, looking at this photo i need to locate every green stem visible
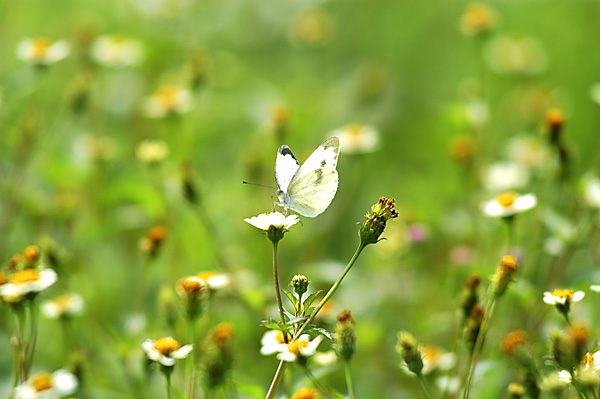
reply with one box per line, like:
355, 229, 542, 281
25, 301, 39, 378
344, 360, 356, 399
462, 294, 497, 399
264, 243, 366, 399
188, 318, 197, 399
417, 373, 434, 399
165, 372, 173, 399
271, 240, 287, 340
301, 364, 335, 399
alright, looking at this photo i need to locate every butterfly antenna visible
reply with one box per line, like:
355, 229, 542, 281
242, 181, 276, 190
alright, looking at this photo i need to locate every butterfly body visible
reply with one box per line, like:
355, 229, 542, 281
275, 137, 340, 218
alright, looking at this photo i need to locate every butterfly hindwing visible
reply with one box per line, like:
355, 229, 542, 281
287, 167, 339, 217
275, 145, 300, 191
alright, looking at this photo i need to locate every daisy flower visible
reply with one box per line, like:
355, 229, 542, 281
332, 123, 379, 154
13, 369, 78, 399
90, 34, 143, 69
277, 334, 323, 362
481, 192, 537, 218
41, 293, 84, 319
260, 330, 290, 356
0, 268, 57, 303
421, 346, 456, 374
543, 289, 584, 318
142, 337, 193, 367
136, 140, 169, 165
245, 212, 299, 231
143, 85, 192, 118
17, 38, 69, 65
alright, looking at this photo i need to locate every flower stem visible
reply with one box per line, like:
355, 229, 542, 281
417, 373, 434, 399
462, 294, 497, 399
25, 301, 39, 378
271, 240, 287, 341
264, 243, 366, 399
165, 372, 173, 399
301, 364, 335, 399
188, 317, 197, 399
344, 360, 356, 399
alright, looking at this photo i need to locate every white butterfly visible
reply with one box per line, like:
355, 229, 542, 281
275, 136, 340, 218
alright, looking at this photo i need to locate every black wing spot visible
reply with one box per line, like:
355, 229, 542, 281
320, 160, 326, 167
278, 146, 297, 160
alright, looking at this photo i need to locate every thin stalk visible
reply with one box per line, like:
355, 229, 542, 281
187, 318, 197, 399
165, 371, 173, 399
265, 243, 366, 399
344, 360, 356, 399
25, 301, 39, 377
301, 364, 335, 399
462, 295, 497, 399
271, 240, 287, 340
417, 373, 434, 399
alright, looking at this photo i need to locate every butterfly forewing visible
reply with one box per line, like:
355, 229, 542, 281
275, 145, 300, 191
287, 168, 339, 217
288, 136, 340, 188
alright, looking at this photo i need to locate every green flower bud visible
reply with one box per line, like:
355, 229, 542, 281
334, 310, 356, 362
396, 331, 423, 376
359, 197, 398, 246
291, 274, 309, 297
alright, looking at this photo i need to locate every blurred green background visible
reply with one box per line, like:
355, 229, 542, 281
2, 0, 600, 397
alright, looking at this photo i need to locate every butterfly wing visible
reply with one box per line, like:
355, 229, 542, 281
287, 167, 339, 217
275, 145, 300, 191
288, 136, 340, 187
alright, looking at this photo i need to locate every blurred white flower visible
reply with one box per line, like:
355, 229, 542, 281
13, 369, 78, 399
136, 140, 169, 165
485, 34, 546, 76
143, 85, 192, 118
591, 285, 600, 293
91, 35, 143, 68
260, 330, 289, 356
543, 289, 584, 306
481, 192, 537, 218
422, 346, 456, 374
482, 162, 530, 193
332, 124, 379, 154
17, 38, 69, 65
313, 350, 338, 366
41, 293, 84, 319
142, 337, 193, 367
277, 334, 323, 362
465, 99, 488, 128
508, 136, 551, 172
244, 212, 299, 231
0, 269, 57, 303
583, 176, 600, 209
196, 271, 230, 290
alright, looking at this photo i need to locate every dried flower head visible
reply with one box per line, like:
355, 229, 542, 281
491, 255, 518, 298
360, 197, 399, 246
23, 245, 41, 264
546, 108, 565, 144
334, 310, 356, 362
461, 274, 481, 319
176, 276, 208, 320
140, 225, 167, 257
396, 331, 424, 376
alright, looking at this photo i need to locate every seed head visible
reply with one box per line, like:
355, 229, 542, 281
359, 197, 399, 246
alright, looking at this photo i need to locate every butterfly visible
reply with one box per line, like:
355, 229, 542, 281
275, 136, 340, 218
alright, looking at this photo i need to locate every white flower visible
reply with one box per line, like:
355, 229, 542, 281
142, 337, 193, 367
196, 271, 230, 290
485, 34, 546, 76
244, 212, 299, 231
277, 334, 323, 362
543, 289, 584, 305
136, 140, 169, 165
143, 85, 192, 118
558, 369, 572, 384
508, 136, 550, 172
332, 124, 379, 154
41, 293, 84, 319
421, 346, 456, 374
481, 192, 536, 218
482, 162, 530, 193
591, 285, 600, 293
260, 330, 289, 356
13, 369, 78, 399
91, 35, 143, 69
0, 269, 57, 303
313, 350, 338, 366
17, 38, 70, 65
583, 176, 600, 209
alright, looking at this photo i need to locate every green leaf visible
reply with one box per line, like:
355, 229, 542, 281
305, 306, 316, 316
282, 289, 299, 308
302, 290, 323, 309
260, 319, 286, 332
285, 315, 309, 325
303, 325, 332, 340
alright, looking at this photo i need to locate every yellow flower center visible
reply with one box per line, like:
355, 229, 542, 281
154, 337, 180, 355
422, 346, 441, 363
32, 38, 52, 58
291, 387, 319, 399
551, 288, 574, 300
31, 372, 53, 392
211, 322, 234, 343
500, 255, 517, 271
11, 269, 40, 284
53, 294, 74, 310
345, 124, 364, 145
496, 192, 518, 207
287, 339, 309, 356
156, 86, 179, 110
582, 353, 595, 365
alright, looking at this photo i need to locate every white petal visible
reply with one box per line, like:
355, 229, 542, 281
52, 369, 79, 395
302, 336, 324, 356
482, 201, 506, 217
13, 384, 37, 399
277, 351, 297, 362
590, 285, 600, 293
572, 291, 585, 302
158, 355, 176, 367
207, 274, 230, 289
542, 293, 556, 305
554, 296, 567, 305
171, 344, 193, 359
558, 370, 572, 383
37, 269, 58, 290
41, 301, 60, 319
514, 194, 537, 211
